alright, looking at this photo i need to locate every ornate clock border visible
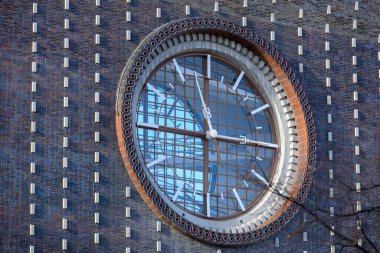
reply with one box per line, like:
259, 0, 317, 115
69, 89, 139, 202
115, 18, 316, 246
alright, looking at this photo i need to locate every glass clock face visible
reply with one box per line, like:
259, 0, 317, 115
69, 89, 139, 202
136, 54, 278, 219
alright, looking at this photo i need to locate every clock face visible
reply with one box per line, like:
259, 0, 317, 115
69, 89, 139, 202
135, 54, 278, 219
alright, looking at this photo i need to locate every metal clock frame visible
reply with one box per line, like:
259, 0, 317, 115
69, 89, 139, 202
116, 18, 316, 246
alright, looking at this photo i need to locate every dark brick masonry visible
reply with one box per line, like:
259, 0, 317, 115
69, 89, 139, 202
0, 1, 379, 252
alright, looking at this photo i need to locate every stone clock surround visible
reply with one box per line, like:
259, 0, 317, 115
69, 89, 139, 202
116, 18, 316, 246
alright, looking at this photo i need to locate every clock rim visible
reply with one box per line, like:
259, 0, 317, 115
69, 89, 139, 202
116, 17, 316, 246
129, 43, 292, 230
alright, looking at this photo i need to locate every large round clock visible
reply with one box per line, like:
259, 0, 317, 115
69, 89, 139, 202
116, 18, 316, 246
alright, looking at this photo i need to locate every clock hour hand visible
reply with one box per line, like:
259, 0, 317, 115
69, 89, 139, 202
215, 134, 278, 149
136, 122, 205, 138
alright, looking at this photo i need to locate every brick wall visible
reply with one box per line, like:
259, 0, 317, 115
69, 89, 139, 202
0, 1, 378, 252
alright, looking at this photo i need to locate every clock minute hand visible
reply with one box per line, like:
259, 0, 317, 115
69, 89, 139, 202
194, 72, 223, 166
194, 72, 214, 132
215, 134, 279, 149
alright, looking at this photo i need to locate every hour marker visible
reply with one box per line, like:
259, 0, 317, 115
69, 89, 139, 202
172, 181, 184, 202
232, 71, 245, 91
147, 83, 166, 100
146, 156, 166, 168
220, 192, 224, 200
256, 156, 263, 161
232, 188, 246, 211
243, 96, 249, 102
255, 126, 263, 130
207, 54, 211, 78
206, 193, 211, 217
220, 76, 224, 83
251, 169, 269, 186
243, 180, 249, 188
250, 104, 270, 115
172, 59, 185, 82
137, 122, 159, 129
168, 82, 174, 90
